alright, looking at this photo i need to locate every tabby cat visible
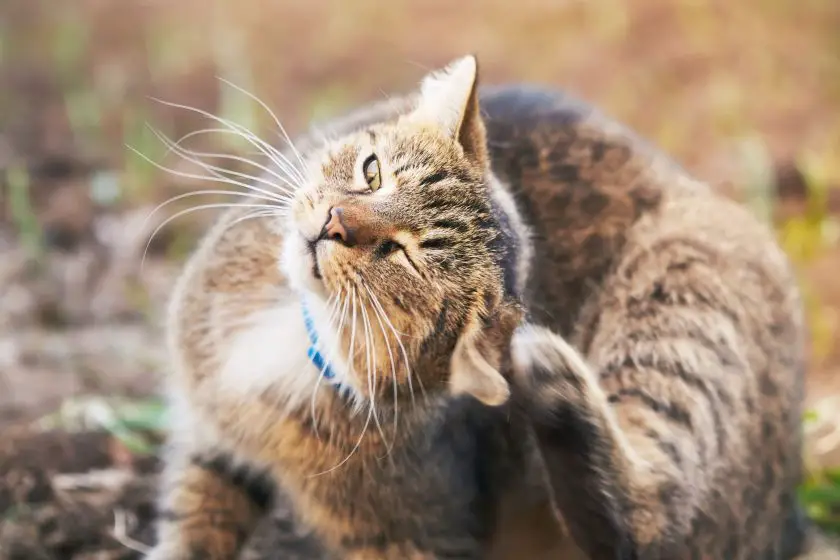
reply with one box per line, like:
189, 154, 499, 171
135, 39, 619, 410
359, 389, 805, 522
149, 55, 820, 559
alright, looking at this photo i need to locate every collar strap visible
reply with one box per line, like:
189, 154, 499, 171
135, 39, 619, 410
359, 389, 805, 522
301, 301, 350, 397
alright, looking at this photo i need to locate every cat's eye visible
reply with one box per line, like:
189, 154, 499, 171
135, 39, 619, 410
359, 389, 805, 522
375, 239, 402, 259
362, 154, 381, 191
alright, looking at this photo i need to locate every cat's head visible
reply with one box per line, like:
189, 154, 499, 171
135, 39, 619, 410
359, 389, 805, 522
282, 56, 521, 406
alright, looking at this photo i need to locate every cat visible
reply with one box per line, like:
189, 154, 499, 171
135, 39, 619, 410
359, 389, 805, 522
148, 55, 824, 559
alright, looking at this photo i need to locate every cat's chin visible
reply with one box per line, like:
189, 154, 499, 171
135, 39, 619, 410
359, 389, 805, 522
280, 232, 331, 300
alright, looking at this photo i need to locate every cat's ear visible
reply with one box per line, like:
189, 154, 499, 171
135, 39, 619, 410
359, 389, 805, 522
410, 55, 489, 168
448, 302, 521, 406
449, 328, 510, 406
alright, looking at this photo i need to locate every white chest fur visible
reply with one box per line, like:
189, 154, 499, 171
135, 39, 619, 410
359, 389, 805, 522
217, 293, 354, 413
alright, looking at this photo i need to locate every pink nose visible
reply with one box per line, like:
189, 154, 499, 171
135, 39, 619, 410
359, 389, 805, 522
321, 207, 354, 246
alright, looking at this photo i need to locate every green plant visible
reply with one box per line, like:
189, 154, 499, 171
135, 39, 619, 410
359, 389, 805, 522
38, 396, 168, 456
6, 165, 45, 262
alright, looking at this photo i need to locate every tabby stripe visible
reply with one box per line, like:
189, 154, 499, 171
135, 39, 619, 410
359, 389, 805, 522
613, 354, 728, 452
646, 429, 683, 467
432, 218, 470, 233
627, 285, 742, 329
422, 198, 454, 212
621, 236, 721, 279
435, 300, 450, 334
453, 168, 476, 185
606, 388, 693, 429
602, 352, 733, 409
462, 199, 490, 216
393, 164, 417, 176
191, 453, 275, 510
420, 237, 453, 250
415, 151, 438, 168
671, 360, 727, 450
531, 362, 584, 392
419, 171, 449, 187
599, 326, 738, 444
618, 322, 742, 368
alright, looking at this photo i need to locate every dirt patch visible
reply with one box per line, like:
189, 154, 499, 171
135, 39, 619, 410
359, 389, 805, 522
0, 427, 325, 559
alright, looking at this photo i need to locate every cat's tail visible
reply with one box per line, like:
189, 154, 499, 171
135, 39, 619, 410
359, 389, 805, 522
798, 529, 840, 559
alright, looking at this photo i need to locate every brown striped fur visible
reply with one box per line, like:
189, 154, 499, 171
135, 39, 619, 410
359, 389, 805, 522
149, 56, 818, 559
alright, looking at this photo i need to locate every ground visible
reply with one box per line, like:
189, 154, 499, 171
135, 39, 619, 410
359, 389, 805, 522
1, 0, 840, 557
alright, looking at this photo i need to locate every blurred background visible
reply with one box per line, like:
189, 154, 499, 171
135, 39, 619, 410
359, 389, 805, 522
1, 0, 839, 557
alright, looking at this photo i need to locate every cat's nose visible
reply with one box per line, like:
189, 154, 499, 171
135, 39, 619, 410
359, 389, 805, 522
319, 207, 356, 247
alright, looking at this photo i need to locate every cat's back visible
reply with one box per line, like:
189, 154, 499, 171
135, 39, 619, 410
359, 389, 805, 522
482, 85, 807, 557
478, 83, 803, 365
481, 85, 713, 326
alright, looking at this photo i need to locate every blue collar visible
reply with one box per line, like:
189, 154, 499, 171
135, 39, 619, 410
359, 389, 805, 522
301, 301, 350, 398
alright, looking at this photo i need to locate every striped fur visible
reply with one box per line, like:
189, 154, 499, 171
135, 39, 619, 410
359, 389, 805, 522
149, 56, 811, 559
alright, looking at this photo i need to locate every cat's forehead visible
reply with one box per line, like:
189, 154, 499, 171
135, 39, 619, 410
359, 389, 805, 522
307, 123, 455, 188
323, 121, 453, 163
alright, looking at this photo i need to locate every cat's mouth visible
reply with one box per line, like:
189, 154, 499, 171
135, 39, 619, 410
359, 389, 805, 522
306, 239, 322, 280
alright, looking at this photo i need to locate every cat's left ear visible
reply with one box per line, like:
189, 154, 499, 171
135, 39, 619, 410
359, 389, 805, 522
410, 54, 489, 169
448, 301, 522, 406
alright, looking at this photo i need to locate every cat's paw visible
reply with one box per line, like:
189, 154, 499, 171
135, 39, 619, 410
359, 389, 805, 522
510, 323, 593, 411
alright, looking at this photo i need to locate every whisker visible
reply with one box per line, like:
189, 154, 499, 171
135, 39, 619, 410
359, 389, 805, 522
158, 126, 302, 193
148, 97, 305, 187
366, 286, 399, 446
358, 284, 392, 456
128, 139, 292, 264
126, 144, 292, 206
151, 126, 300, 195
306, 290, 341, 440
324, 286, 352, 382
311, 404, 375, 478
216, 77, 308, 180
316, 287, 351, 426
309, 292, 344, 408
140, 202, 286, 270
364, 285, 424, 406
142, 190, 286, 239
311, 287, 378, 478
347, 288, 360, 414
206, 209, 287, 251
149, 96, 298, 175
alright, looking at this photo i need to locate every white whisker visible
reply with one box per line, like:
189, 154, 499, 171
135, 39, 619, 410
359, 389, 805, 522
366, 286, 399, 445
358, 284, 392, 456
364, 284, 424, 406
151, 126, 300, 195
126, 144, 292, 208
148, 96, 305, 187
347, 288, 360, 413
140, 202, 286, 270
142, 190, 286, 242
308, 289, 345, 434
216, 77, 308, 180
305, 290, 341, 440
192, 209, 286, 260
310, 287, 376, 477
